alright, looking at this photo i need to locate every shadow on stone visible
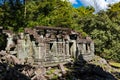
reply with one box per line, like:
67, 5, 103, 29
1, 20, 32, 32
0, 63, 31, 80
59, 54, 117, 80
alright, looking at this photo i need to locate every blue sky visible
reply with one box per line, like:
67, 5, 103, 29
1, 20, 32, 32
72, 0, 83, 8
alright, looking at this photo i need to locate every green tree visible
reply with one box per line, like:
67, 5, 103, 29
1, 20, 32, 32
79, 10, 120, 62
26, 0, 77, 28
0, 0, 25, 31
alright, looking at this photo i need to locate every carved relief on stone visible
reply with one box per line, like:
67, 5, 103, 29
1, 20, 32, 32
5, 33, 15, 51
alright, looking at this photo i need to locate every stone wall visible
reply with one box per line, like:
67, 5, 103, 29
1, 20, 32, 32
0, 26, 95, 66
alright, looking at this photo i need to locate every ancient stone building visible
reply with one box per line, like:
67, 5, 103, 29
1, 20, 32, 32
0, 26, 94, 66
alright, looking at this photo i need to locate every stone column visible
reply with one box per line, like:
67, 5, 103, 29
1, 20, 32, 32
24, 34, 34, 64
71, 40, 77, 58
82, 43, 86, 54
32, 41, 38, 59
78, 43, 82, 55
17, 39, 27, 59
63, 42, 65, 55
65, 41, 70, 56
90, 42, 94, 56
25, 34, 33, 58
52, 41, 58, 61
5, 33, 14, 51
52, 41, 58, 56
44, 43, 46, 59
17, 33, 25, 59
38, 43, 45, 59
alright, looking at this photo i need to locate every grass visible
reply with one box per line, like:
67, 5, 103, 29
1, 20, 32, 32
109, 61, 120, 68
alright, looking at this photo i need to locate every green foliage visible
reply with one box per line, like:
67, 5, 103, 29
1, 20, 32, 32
109, 61, 120, 68
78, 5, 120, 62
26, 0, 78, 28
0, 0, 26, 31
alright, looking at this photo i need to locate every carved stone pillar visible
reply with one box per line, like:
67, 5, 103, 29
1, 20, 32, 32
52, 41, 57, 56
17, 39, 27, 59
25, 34, 33, 58
66, 41, 69, 56
82, 43, 86, 54
40, 43, 46, 60
70, 40, 77, 58
90, 42, 94, 56
5, 33, 14, 51
32, 41, 38, 59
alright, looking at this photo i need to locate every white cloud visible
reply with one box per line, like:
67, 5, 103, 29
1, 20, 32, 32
69, 0, 78, 4
80, 0, 108, 13
80, 0, 120, 13
106, 0, 120, 4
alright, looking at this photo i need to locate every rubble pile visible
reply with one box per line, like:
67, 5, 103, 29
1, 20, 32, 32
0, 47, 118, 80
0, 51, 47, 80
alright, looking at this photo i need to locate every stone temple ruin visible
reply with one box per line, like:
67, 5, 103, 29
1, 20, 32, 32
0, 26, 94, 66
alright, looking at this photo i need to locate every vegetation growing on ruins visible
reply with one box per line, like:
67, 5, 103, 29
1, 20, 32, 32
0, 0, 120, 62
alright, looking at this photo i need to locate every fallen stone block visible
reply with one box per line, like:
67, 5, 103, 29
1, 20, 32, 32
58, 63, 66, 75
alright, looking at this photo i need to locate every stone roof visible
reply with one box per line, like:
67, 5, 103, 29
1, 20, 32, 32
3, 30, 13, 35
77, 39, 93, 43
35, 26, 70, 31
